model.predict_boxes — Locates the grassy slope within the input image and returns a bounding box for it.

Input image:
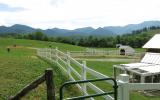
[0,45,48,99]
[0,37,160,100]
[0,38,84,100]
[0,38,85,51]
[138,29,160,37]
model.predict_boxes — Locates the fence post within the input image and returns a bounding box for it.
[41,49,43,57]
[50,48,53,60]
[45,68,56,100]
[119,82,129,100]
[82,61,87,95]
[49,48,52,60]
[43,49,45,57]
[42,49,43,57]
[66,51,71,79]
[55,47,58,64]
[117,74,130,100]
[37,49,39,56]
[39,49,41,57]
[45,48,48,58]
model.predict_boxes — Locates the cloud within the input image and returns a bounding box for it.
[50,0,64,6]
[0,3,26,12]
[0,0,160,29]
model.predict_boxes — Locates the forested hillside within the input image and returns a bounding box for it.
[64,26,160,48]
[117,27,160,47]
[1,26,160,48]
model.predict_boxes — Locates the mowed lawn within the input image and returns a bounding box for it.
[0,37,84,51]
[0,38,84,100]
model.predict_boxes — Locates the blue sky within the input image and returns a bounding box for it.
[0,3,25,12]
[0,0,160,29]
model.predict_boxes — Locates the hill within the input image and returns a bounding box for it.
[104,21,160,34]
[0,38,84,51]
[117,28,160,48]
[0,25,115,37]
[0,24,35,34]
[1,21,160,36]
[61,28,160,48]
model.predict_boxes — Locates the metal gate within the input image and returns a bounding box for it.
[60,78,118,100]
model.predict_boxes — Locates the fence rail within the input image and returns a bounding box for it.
[38,48,115,100]
[37,48,160,100]
[70,51,142,59]
[70,50,120,57]
[9,68,55,100]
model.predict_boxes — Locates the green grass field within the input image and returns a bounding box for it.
[0,38,83,100]
[0,45,49,99]
[0,37,159,100]
[0,37,84,51]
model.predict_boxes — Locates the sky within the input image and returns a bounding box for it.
[0,0,160,29]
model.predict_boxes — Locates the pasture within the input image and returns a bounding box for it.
[0,38,83,99]
[0,37,159,100]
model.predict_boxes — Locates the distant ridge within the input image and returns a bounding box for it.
[104,21,160,34]
[0,20,160,36]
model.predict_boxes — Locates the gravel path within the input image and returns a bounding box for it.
[75,58,138,62]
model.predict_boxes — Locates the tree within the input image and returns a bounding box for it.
[33,31,44,40]
[78,38,85,46]
[116,35,121,44]
[43,35,49,41]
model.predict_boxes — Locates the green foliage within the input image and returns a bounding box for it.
[1,26,160,48]
[25,31,49,41]
[51,26,160,48]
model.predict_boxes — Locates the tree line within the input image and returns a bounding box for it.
[1,26,160,48]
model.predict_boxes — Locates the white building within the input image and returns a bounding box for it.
[114,34,160,83]
[143,34,160,53]
[119,45,135,56]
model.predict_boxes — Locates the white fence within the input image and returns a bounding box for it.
[37,48,160,100]
[70,49,119,57]
[70,49,141,58]
[86,48,119,54]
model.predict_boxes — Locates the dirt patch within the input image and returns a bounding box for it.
[26,47,38,50]
[6,45,24,49]
[31,56,38,59]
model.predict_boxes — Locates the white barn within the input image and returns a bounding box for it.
[119,45,135,56]
[114,34,160,83]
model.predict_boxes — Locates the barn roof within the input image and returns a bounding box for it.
[119,45,132,49]
[119,45,134,51]
[143,34,160,49]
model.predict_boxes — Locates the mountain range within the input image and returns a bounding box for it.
[0,21,160,37]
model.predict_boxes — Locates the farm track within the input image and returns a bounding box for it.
[75,58,137,62]
[26,47,38,50]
